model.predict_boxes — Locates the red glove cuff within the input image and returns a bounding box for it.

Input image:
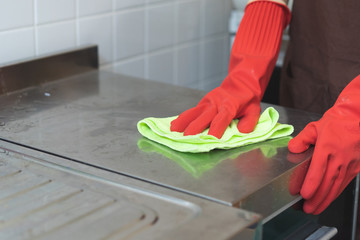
[232,1,290,58]
[228,1,291,96]
[246,0,291,26]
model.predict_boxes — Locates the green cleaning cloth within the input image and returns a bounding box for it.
[138,136,292,178]
[137,107,294,153]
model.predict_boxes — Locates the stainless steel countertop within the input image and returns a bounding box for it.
[0,69,319,221]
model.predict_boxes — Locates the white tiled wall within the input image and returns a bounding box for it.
[0,0,232,90]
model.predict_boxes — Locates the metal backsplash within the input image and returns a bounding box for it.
[0,45,98,95]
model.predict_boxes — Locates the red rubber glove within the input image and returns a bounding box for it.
[171,1,291,139]
[289,74,360,215]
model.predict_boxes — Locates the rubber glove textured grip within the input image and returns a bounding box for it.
[171,1,290,139]
[289,74,360,215]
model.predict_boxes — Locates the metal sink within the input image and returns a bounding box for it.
[0,142,259,240]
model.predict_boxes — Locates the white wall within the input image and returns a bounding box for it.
[0,0,232,91]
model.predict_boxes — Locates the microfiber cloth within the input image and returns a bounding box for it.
[138,136,292,178]
[137,107,294,153]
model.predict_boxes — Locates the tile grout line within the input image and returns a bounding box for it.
[173,1,178,86]
[198,0,206,90]
[112,0,117,71]
[33,0,39,56]
[75,0,80,46]
[144,0,149,80]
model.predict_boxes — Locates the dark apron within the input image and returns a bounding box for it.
[280,0,360,114]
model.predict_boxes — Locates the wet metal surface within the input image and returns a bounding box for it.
[0,70,319,219]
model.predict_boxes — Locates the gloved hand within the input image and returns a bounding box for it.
[289,74,360,215]
[171,1,291,139]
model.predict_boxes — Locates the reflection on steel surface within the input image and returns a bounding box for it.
[138,137,291,178]
[238,147,314,223]
[287,150,312,197]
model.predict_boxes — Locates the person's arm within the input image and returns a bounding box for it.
[289,74,360,214]
[171,0,291,138]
